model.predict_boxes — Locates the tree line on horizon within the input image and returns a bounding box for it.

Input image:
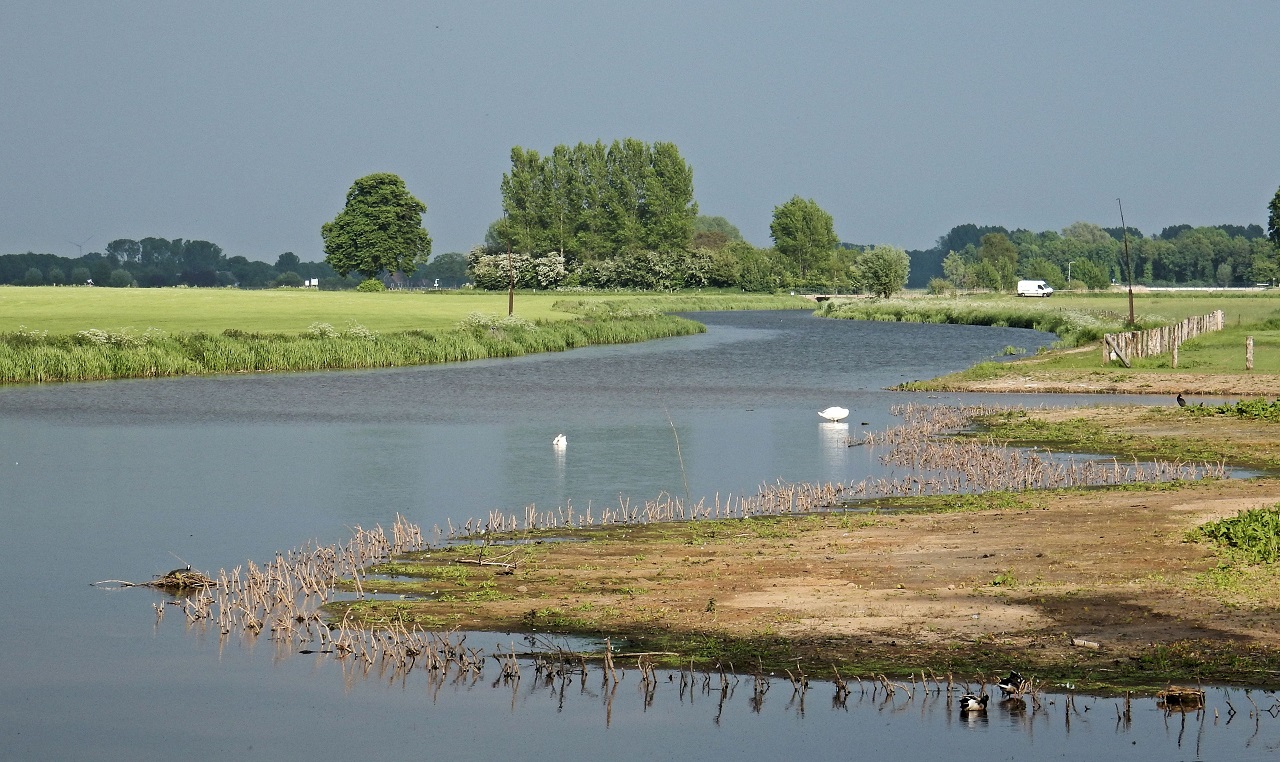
[907,220,1278,292]
[5,153,1279,294]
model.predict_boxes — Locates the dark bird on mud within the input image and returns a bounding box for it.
[997,670,1029,697]
[958,694,989,713]
[1176,393,1187,407]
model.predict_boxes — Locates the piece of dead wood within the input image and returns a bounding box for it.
[92,567,214,591]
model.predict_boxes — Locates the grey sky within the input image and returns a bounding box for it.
[2,2,1277,262]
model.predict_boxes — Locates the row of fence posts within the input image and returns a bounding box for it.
[1102,310,1243,368]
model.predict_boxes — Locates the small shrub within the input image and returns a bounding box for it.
[356,278,386,292]
[457,312,537,331]
[343,321,378,341]
[306,322,339,339]
[926,278,954,295]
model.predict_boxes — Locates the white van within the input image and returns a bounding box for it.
[1016,279,1054,297]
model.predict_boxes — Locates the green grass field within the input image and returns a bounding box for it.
[0,287,584,333]
[0,287,813,334]
[1036,288,1280,326]
[993,291,1280,373]
[824,288,1280,378]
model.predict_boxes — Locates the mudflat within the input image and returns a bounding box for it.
[347,405,1280,687]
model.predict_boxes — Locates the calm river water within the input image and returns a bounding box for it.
[1,310,1274,760]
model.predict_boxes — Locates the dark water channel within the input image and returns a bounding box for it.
[2,310,1272,759]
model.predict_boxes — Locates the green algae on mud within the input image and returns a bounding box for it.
[971,406,1280,472]
[322,482,1280,692]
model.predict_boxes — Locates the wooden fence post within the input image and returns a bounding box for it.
[1247,335,1254,371]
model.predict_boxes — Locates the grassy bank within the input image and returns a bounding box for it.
[325,481,1280,690]
[817,295,1132,347]
[820,291,1280,390]
[312,404,1280,690]
[0,311,704,383]
[0,288,817,384]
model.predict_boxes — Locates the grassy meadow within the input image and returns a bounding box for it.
[822,288,1280,376]
[0,286,813,334]
[0,287,813,384]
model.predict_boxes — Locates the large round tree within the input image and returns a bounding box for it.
[322,173,432,280]
[770,196,837,279]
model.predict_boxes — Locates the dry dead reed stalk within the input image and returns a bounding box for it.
[434,404,1226,543]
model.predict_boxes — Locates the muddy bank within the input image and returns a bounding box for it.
[337,480,1280,689]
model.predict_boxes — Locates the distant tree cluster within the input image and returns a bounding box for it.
[917,217,1278,292]
[490,139,698,270]
[0,238,347,289]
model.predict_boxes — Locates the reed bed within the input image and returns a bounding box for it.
[0,313,704,383]
[438,404,1227,541]
[139,405,1229,696]
[145,520,1280,723]
[816,298,1140,347]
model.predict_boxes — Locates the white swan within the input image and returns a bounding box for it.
[552,434,567,448]
[818,406,849,422]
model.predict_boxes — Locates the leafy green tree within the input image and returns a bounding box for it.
[942,250,976,289]
[496,139,696,266]
[1062,221,1114,245]
[22,267,43,286]
[978,233,1018,291]
[107,268,134,287]
[322,173,431,279]
[1019,257,1064,288]
[1070,258,1109,290]
[641,141,697,252]
[972,260,1002,291]
[857,244,910,298]
[275,252,301,272]
[1252,238,1279,285]
[770,196,837,279]
[941,250,970,288]
[225,256,275,288]
[692,215,743,250]
[1216,262,1233,287]
[106,239,141,263]
[47,266,66,285]
[71,266,91,284]
[273,271,304,287]
[935,224,1008,254]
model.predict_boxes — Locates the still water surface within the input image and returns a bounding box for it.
[2,311,1272,759]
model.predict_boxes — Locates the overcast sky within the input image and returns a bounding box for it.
[2,2,1277,262]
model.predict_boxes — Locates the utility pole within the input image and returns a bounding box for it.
[1118,199,1135,327]
[1067,260,1074,287]
[507,244,515,316]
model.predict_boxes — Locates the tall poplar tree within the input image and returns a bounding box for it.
[1268,184,1280,252]
[496,139,697,262]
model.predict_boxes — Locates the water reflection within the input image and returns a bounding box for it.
[1,310,1251,759]
[817,420,849,470]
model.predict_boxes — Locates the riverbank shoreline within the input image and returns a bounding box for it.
[333,405,1280,691]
